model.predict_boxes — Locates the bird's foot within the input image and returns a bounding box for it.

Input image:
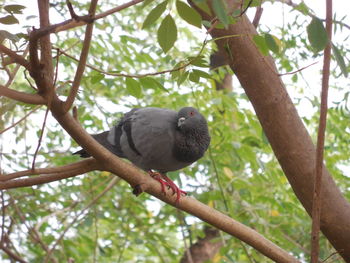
[148,171,169,195]
[148,171,187,204]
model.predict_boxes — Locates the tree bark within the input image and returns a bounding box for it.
[180,227,223,263]
[192,2,350,261]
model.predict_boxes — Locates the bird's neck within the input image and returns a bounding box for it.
[173,131,207,163]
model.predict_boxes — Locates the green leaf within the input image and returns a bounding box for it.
[0,30,19,43]
[176,1,202,28]
[332,44,348,77]
[142,0,155,7]
[265,33,280,54]
[157,14,177,53]
[171,62,185,79]
[192,69,212,79]
[253,35,269,56]
[142,1,168,29]
[307,17,328,52]
[212,0,229,28]
[189,56,208,67]
[294,2,309,15]
[139,77,168,92]
[4,4,26,14]
[194,1,211,16]
[177,71,189,85]
[91,72,105,84]
[0,15,19,25]
[125,78,142,98]
[189,71,200,82]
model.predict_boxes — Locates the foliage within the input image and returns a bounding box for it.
[0,0,349,262]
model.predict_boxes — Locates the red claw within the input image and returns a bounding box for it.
[148,171,187,204]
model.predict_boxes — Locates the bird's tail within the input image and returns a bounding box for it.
[73,130,124,158]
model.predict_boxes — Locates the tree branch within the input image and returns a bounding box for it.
[8,193,57,263]
[63,0,98,113]
[311,0,332,262]
[252,6,263,28]
[0,44,30,70]
[44,176,119,262]
[277,0,350,31]
[0,159,99,182]
[0,106,42,135]
[191,0,350,261]
[56,36,209,79]
[43,93,300,263]
[0,243,28,263]
[25,0,144,43]
[0,164,99,190]
[0,85,46,105]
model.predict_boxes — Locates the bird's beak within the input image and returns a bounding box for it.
[178,117,185,127]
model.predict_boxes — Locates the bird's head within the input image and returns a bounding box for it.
[177,107,208,133]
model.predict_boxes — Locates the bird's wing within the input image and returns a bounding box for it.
[73,130,125,158]
[119,108,188,172]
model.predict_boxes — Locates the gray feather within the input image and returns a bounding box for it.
[74,107,210,174]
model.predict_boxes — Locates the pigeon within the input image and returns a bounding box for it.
[74,107,211,203]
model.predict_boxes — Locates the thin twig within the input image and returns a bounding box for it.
[24,69,37,90]
[31,107,50,170]
[177,210,194,263]
[234,0,253,18]
[0,190,5,242]
[31,46,61,170]
[322,251,340,262]
[278,61,318,76]
[63,0,98,113]
[278,0,350,31]
[208,148,229,211]
[253,6,263,28]
[0,106,42,135]
[66,0,79,20]
[29,0,144,46]
[4,45,30,88]
[310,0,332,262]
[8,194,56,262]
[57,35,213,80]
[240,240,257,263]
[44,177,119,262]
[0,243,28,263]
[58,48,196,78]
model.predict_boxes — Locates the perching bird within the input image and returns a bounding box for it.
[74,107,210,202]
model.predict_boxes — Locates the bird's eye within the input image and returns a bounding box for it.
[189,111,195,116]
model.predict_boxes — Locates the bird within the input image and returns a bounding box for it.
[74,107,211,203]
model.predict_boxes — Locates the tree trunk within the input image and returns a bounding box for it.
[193,2,350,261]
[180,227,223,263]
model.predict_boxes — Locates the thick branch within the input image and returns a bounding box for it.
[0,44,30,70]
[38,0,54,85]
[47,96,299,262]
[190,0,350,261]
[0,159,100,189]
[0,158,95,182]
[0,85,46,105]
